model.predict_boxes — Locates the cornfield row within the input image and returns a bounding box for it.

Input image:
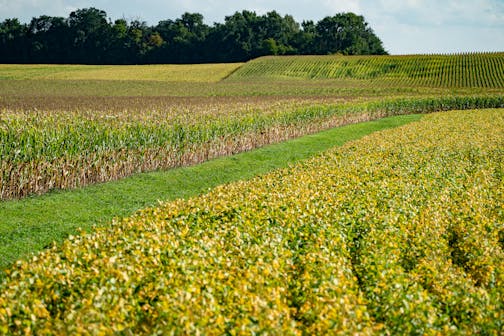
[230,53,504,88]
[1,108,502,334]
[2,95,502,200]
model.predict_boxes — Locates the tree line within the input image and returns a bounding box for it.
[0,8,387,64]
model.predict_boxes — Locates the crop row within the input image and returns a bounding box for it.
[0,76,500,99]
[231,53,504,88]
[0,108,502,334]
[1,95,503,200]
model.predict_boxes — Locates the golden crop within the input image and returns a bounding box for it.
[1,96,502,200]
[0,63,243,82]
[1,108,502,334]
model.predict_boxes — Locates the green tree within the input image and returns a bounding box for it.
[258,11,299,55]
[0,8,388,64]
[0,19,28,62]
[27,15,70,63]
[315,13,387,55]
[208,10,300,61]
[294,20,317,54]
[107,19,129,64]
[67,7,111,63]
[214,10,258,61]
[154,13,208,63]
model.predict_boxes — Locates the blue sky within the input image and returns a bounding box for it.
[1,0,503,54]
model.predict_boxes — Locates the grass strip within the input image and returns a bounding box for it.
[0,114,421,271]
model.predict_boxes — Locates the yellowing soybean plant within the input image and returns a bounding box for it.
[1,109,503,334]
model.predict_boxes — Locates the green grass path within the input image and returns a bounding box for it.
[0,114,421,271]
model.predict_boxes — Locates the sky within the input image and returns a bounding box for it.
[1,0,503,54]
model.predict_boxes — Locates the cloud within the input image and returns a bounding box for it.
[444,0,504,27]
[0,0,104,21]
[366,0,504,27]
[383,23,504,54]
[357,0,504,53]
[322,0,362,14]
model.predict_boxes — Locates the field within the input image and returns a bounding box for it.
[1,53,503,201]
[1,53,503,334]
[0,63,243,82]
[230,53,504,88]
[1,109,503,334]
[231,53,504,88]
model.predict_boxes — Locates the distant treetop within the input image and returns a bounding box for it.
[0,8,387,64]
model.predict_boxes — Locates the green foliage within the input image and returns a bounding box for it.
[1,109,502,334]
[0,8,386,64]
[314,13,386,55]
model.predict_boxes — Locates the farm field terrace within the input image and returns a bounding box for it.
[0,109,503,334]
[1,53,504,98]
[1,53,504,200]
[0,63,243,82]
[229,53,504,88]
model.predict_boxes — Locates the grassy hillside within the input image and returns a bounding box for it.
[0,63,243,82]
[228,53,504,88]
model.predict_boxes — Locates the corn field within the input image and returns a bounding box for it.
[231,53,504,88]
[1,95,503,200]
